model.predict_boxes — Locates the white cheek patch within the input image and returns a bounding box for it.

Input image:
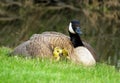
[69,22,75,34]
[74,47,96,66]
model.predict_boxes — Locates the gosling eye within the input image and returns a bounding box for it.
[57,50,59,53]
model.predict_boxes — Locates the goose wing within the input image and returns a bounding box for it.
[26,38,53,57]
[12,37,53,57]
[83,41,99,61]
[30,32,74,51]
[41,31,69,37]
[11,41,30,56]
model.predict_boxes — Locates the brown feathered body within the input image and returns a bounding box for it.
[12,31,97,65]
[12,32,75,59]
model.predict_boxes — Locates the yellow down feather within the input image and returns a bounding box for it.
[53,47,69,61]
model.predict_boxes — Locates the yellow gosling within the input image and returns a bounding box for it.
[53,47,63,61]
[62,48,70,60]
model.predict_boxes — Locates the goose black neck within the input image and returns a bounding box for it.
[69,32,84,48]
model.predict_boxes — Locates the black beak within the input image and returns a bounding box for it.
[75,27,82,35]
[59,53,63,57]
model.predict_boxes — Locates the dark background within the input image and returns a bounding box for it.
[0,0,120,69]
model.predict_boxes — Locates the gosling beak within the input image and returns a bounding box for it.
[75,27,82,35]
[59,53,63,57]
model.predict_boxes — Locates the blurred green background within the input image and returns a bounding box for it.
[0,0,120,68]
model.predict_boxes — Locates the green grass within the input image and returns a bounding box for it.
[0,47,120,83]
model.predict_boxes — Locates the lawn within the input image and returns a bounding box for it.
[0,47,120,83]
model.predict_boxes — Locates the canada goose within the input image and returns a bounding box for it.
[12,20,97,66]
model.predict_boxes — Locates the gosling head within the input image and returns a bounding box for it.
[62,48,70,60]
[53,47,63,61]
[68,20,82,35]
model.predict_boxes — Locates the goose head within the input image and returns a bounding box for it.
[68,20,82,35]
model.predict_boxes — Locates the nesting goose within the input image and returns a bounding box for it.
[12,20,97,66]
